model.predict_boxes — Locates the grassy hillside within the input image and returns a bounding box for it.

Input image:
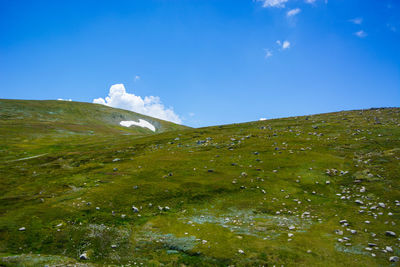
[0,99,188,162]
[1,106,399,266]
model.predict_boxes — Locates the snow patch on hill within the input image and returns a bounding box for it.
[120,119,156,132]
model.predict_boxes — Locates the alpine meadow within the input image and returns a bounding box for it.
[0,0,399,266]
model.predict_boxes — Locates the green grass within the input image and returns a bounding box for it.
[1,101,399,266]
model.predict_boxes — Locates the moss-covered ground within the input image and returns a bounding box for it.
[0,101,399,266]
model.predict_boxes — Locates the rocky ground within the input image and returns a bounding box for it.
[0,104,399,266]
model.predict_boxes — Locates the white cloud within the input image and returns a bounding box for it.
[354,30,367,38]
[282,40,291,49]
[305,0,316,3]
[57,98,72,101]
[257,0,288,8]
[93,84,182,124]
[350,17,363,25]
[189,112,195,117]
[264,49,273,58]
[259,118,267,121]
[287,8,301,17]
[134,75,140,81]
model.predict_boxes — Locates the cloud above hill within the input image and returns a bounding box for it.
[93,84,182,124]
[287,8,301,17]
[257,0,288,8]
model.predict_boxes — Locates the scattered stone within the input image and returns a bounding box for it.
[355,200,364,205]
[80,252,88,260]
[390,256,399,262]
[18,227,25,231]
[335,230,343,235]
[385,231,396,237]
[132,206,139,213]
[238,249,245,254]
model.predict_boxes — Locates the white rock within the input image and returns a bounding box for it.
[80,252,88,260]
[385,231,396,237]
[132,206,139,213]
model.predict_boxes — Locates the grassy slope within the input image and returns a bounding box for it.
[0,99,188,162]
[1,105,400,266]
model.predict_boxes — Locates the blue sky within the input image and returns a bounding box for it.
[0,0,399,127]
